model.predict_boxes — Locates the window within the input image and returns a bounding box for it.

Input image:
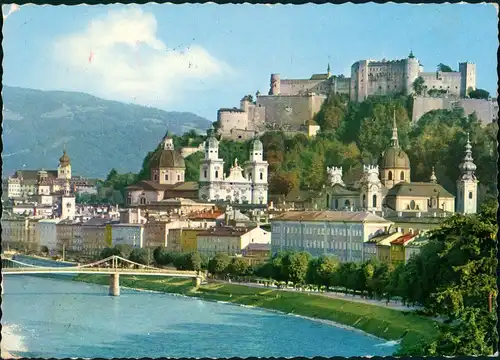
[154,174,158,181]
[410,200,416,210]
[260,173,263,180]
[335,199,339,209]
[468,191,473,199]
[177,174,181,181]
[400,171,405,180]
[215,170,219,179]
[345,200,350,208]
[372,194,377,208]
[326,194,330,208]
[204,170,207,178]
[388,171,393,180]
[165,174,168,181]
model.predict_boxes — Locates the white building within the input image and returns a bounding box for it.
[198,128,269,205]
[111,223,144,248]
[271,211,393,262]
[37,219,61,251]
[197,226,270,257]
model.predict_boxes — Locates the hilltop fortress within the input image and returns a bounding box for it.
[217,52,495,141]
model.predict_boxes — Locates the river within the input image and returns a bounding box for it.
[2,276,396,358]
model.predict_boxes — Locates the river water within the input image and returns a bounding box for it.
[2,276,396,358]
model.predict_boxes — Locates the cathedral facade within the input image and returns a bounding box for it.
[323,115,477,215]
[198,129,269,205]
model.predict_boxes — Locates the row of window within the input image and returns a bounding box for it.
[272,226,362,237]
[274,239,363,251]
[153,173,183,182]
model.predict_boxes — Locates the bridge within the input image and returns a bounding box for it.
[2,255,204,296]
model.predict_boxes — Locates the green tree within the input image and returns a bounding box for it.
[437,63,454,72]
[412,76,425,96]
[183,251,202,271]
[208,253,231,277]
[468,88,490,100]
[129,248,150,265]
[228,257,249,277]
[285,251,312,285]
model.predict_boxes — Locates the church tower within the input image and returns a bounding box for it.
[456,133,478,214]
[360,165,382,212]
[57,148,72,180]
[244,139,269,205]
[61,179,75,220]
[379,111,411,189]
[198,127,225,201]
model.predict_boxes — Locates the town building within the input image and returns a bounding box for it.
[1,217,40,252]
[363,230,402,263]
[81,217,113,258]
[111,223,144,248]
[271,211,393,262]
[197,226,270,257]
[37,219,61,252]
[56,219,83,253]
[4,149,97,200]
[198,129,269,205]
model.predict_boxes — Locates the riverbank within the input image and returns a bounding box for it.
[73,274,440,354]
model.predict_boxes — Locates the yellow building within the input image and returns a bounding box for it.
[180,228,206,253]
[390,233,417,266]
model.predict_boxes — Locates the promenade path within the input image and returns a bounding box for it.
[215,280,422,312]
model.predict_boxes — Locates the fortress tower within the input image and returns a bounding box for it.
[459,62,477,97]
[269,74,281,95]
[404,51,420,95]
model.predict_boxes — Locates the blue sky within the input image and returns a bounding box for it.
[3,3,498,121]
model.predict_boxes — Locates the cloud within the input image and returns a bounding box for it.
[3,4,21,20]
[53,7,231,108]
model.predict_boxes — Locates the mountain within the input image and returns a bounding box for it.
[2,86,212,179]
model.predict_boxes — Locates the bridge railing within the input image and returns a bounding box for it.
[2,266,199,276]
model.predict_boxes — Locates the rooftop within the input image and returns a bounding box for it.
[273,211,392,223]
[198,226,256,237]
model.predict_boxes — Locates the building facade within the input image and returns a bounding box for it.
[198,130,269,205]
[197,226,270,257]
[111,224,144,248]
[271,211,392,262]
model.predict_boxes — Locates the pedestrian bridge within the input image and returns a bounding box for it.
[2,255,204,296]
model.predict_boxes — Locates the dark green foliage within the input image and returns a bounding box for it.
[2,85,211,178]
[468,88,490,100]
[208,253,231,277]
[128,248,150,265]
[437,63,454,72]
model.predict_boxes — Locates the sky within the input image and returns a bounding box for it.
[2,2,498,121]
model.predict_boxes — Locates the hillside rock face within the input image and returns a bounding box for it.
[2,86,211,178]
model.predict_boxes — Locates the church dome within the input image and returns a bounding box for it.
[380,146,410,169]
[149,148,185,169]
[59,150,70,166]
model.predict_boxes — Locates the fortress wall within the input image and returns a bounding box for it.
[419,72,462,96]
[279,79,324,96]
[226,128,259,141]
[218,110,248,136]
[257,95,326,130]
[412,96,496,124]
[333,77,351,95]
[247,104,266,131]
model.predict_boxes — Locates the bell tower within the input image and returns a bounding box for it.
[456,133,478,214]
[58,147,72,180]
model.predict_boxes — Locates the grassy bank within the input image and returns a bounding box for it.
[74,274,440,353]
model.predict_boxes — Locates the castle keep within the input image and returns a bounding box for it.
[217,52,481,141]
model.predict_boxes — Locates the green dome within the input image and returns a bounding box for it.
[149,148,185,169]
[380,146,410,169]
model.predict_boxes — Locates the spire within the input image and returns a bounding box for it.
[459,132,477,180]
[390,109,399,148]
[409,50,415,59]
[430,166,437,183]
[327,63,331,78]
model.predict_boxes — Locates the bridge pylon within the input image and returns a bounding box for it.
[109,273,120,296]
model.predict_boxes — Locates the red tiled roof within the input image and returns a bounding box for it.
[390,233,417,245]
[188,211,224,220]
